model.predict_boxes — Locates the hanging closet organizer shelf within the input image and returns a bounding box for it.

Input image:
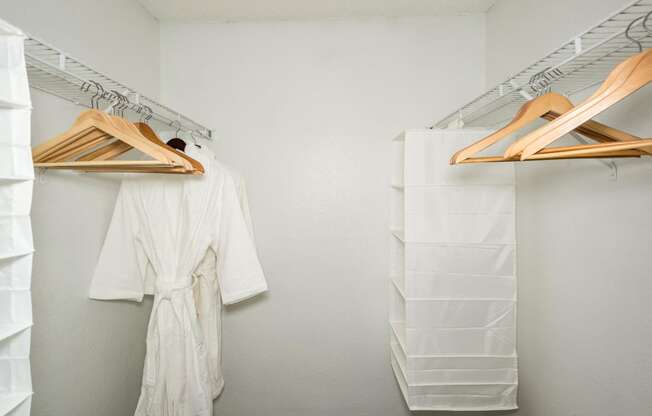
[23,36,213,140]
[434,0,652,129]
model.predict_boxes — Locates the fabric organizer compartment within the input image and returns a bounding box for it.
[0,23,31,181]
[0,217,33,260]
[0,109,32,181]
[389,129,516,411]
[0,357,32,402]
[0,19,33,416]
[0,22,30,107]
[390,332,516,389]
[0,177,33,261]
[0,290,32,332]
[390,348,517,411]
[405,185,515,244]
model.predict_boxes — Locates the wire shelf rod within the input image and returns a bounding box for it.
[21,32,213,140]
[433,0,652,129]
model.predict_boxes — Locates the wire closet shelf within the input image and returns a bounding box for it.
[24,35,213,140]
[433,0,652,129]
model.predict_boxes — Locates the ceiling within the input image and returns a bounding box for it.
[137,0,497,21]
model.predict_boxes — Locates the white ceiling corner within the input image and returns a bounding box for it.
[137,0,497,21]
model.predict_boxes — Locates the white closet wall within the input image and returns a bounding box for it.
[0,19,33,416]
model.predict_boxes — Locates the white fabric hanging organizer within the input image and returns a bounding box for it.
[0,19,34,416]
[390,129,516,411]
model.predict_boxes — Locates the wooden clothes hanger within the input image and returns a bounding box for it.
[504,41,652,160]
[32,109,203,174]
[450,92,649,164]
[78,120,205,174]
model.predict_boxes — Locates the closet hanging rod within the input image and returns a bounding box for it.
[433,0,652,129]
[21,32,213,140]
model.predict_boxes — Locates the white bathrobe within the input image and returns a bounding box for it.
[89,147,267,416]
[192,150,258,399]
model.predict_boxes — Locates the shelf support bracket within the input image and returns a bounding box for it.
[57,53,66,70]
[569,132,618,179]
[510,79,533,101]
[574,37,583,55]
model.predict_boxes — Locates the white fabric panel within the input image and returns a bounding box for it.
[0,255,32,291]
[403,129,514,186]
[405,243,514,276]
[0,28,30,107]
[405,186,514,243]
[0,359,31,394]
[0,331,30,359]
[407,326,516,356]
[0,395,31,416]
[0,110,31,144]
[0,216,33,260]
[0,146,33,181]
[407,299,515,328]
[391,342,516,385]
[0,291,31,328]
[0,109,32,180]
[390,129,516,411]
[390,356,516,411]
[408,273,515,299]
[0,20,33,416]
[0,182,32,216]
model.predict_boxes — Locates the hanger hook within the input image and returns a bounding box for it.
[120,92,130,117]
[170,120,182,137]
[109,90,119,115]
[88,81,97,109]
[110,90,122,116]
[89,80,103,109]
[96,81,107,109]
[113,91,130,117]
[625,15,646,53]
[643,10,652,35]
[190,131,200,147]
[139,104,153,122]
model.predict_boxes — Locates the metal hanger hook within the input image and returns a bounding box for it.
[643,10,652,34]
[89,80,104,109]
[171,120,182,137]
[120,92,130,117]
[109,90,120,115]
[625,15,647,53]
[111,91,130,117]
[187,130,199,146]
[139,104,153,122]
[137,104,145,122]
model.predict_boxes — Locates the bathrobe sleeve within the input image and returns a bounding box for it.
[213,174,267,305]
[89,180,149,302]
[235,175,255,241]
